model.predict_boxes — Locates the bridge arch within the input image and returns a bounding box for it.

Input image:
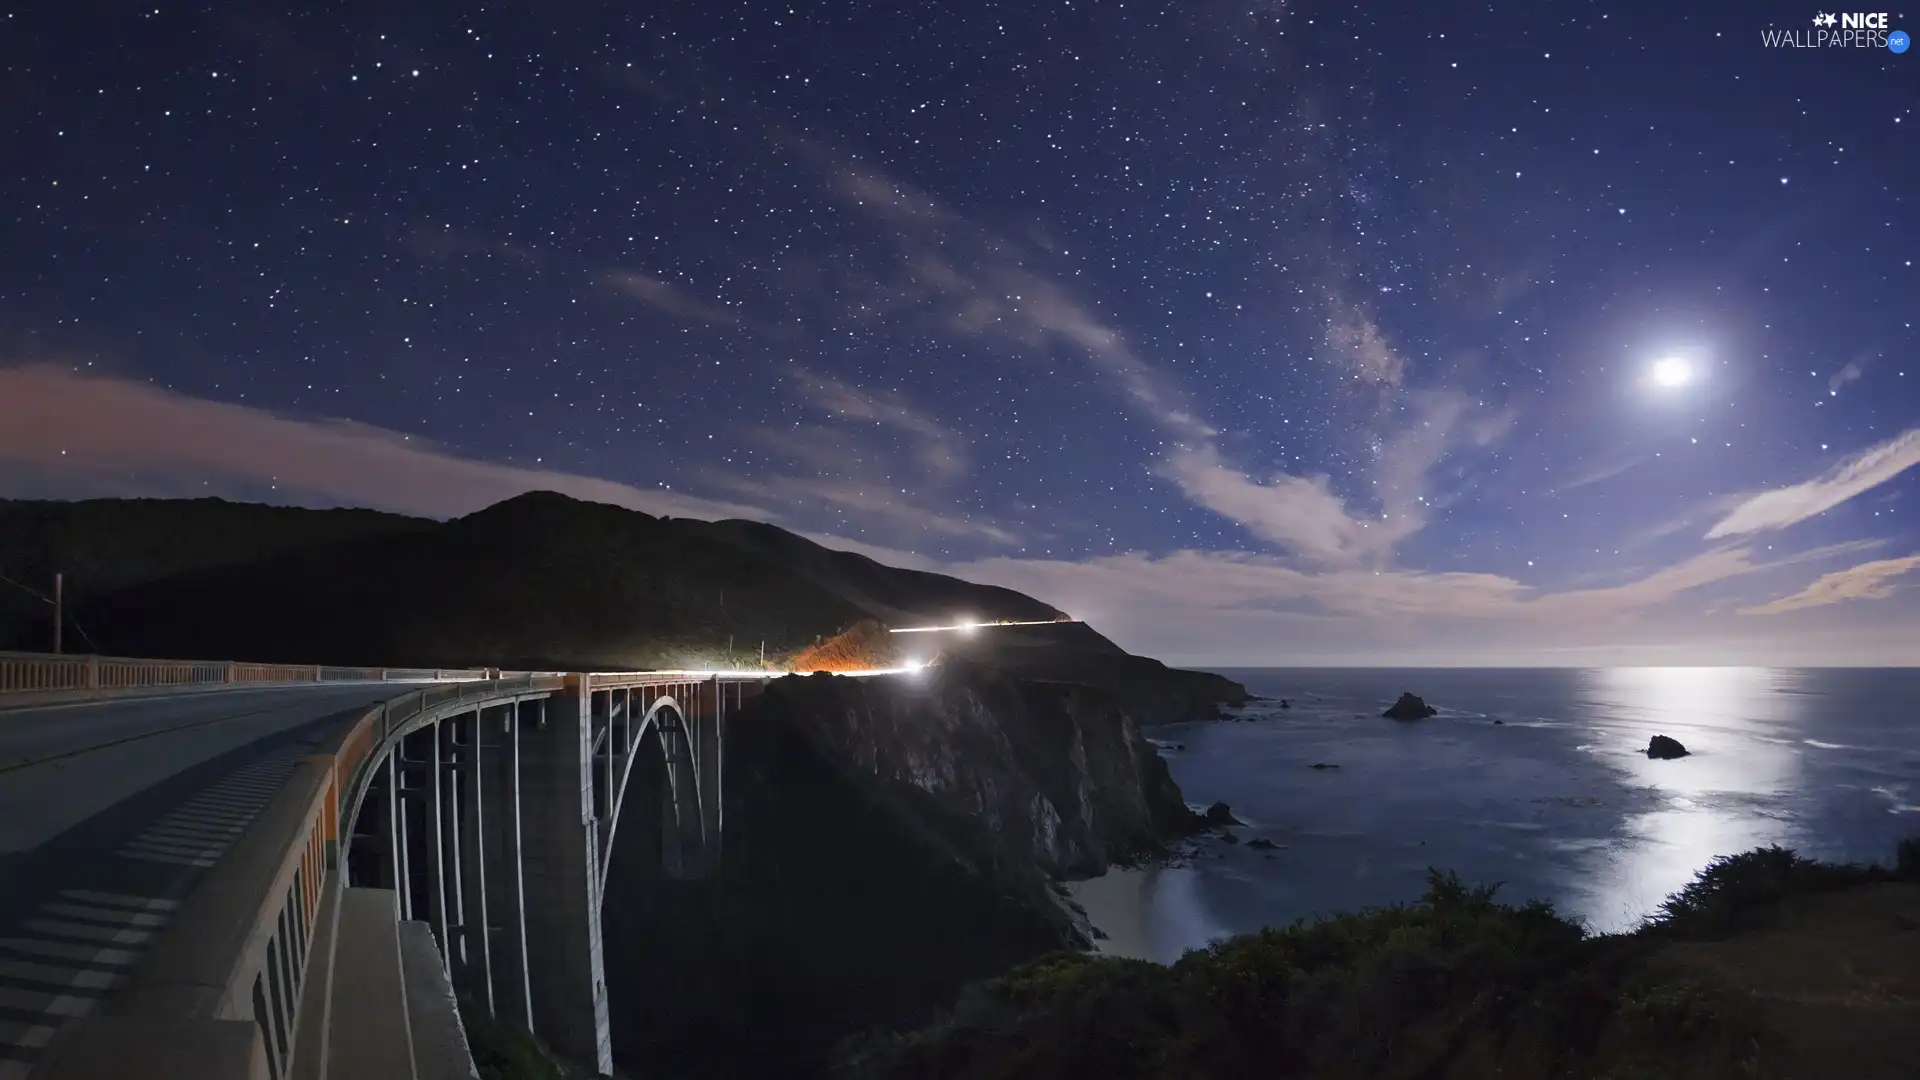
[325,677,736,1076]
[595,692,706,894]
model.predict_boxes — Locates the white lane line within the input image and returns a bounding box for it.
[37,905,167,928]
[116,851,216,867]
[0,985,91,1017]
[175,798,267,813]
[0,940,139,966]
[58,891,177,911]
[0,959,119,992]
[160,809,256,826]
[0,893,177,1071]
[140,823,245,842]
[23,922,154,946]
[118,838,227,859]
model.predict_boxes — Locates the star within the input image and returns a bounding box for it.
[1814,12,1837,27]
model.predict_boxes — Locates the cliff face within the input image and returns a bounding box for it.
[770,661,1197,877]
[600,664,1204,1079]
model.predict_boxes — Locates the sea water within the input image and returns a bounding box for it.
[1073,667,1920,963]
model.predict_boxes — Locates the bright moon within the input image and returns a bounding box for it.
[1650,357,1693,388]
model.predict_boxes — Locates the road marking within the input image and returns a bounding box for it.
[38,905,166,928]
[58,891,177,911]
[0,940,138,966]
[112,748,303,870]
[0,893,178,1073]
[23,922,154,946]
[0,985,91,1017]
[0,747,311,1071]
[122,829,232,850]
[0,960,118,992]
[140,823,244,841]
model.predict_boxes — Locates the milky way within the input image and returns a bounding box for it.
[1,2,1915,663]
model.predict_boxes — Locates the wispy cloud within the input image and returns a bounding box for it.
[1739,553,1920,615]
[711,474,1017,544]
[818,157,1215,443]
[1158,448,1413,565]
[811,150,1512,563]
[604,271,739,325]
[0,364,769,522]
[1707,427,1920,539]
[1828,351,1873,395]
[956,539,1880,649]
[786,369,968,480]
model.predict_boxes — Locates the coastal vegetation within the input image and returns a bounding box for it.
[834,839,1920,1080]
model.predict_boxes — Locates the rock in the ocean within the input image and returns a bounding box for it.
[1278,698,1293,709]
[1383,692,1439,720]
[1493,719,1505,725]
[1308,762,1341,770]
[1646,734,1690,759]
[1246,837,1277,850]
[1202,801,1243,827]
[1219,829,1240,844]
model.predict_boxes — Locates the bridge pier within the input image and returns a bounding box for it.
[516,680,613,1075]
[476,701,534,1032]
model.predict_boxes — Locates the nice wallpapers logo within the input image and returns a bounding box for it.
[1762,12,1909,50]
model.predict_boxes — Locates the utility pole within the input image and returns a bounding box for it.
[53,572,63,655]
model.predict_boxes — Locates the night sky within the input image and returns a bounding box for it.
[1,2,1915,665]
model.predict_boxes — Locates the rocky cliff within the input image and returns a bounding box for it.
[600,662,1207,1078]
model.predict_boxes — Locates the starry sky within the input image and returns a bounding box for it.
[1,1,1915,665]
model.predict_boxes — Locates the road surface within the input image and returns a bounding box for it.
[0,684,415,1078]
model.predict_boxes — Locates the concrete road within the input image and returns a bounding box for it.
[0,684,416,1078]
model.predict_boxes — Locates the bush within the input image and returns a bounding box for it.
[834,866,1588,1079]
[1617,981,1717,1043]
[1649,845,1884,939]
[460,1003,581,1080]
[833,839,1920,1080]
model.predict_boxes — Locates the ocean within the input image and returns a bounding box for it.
[1071,667,1920,963]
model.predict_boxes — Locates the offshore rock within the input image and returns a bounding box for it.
[1383,692,1439,720]
[1201,801,1243,827]
[1647,734,1691,759]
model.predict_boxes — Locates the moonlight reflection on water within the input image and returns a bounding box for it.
[1077,668,1920,962]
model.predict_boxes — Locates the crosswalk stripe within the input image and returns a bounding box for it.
[0,959,120,992]
[117,850,215,867]
[0,940,139,966]
[0,985,90,1018]
[121,836,227,856]
[23,922,154,946]
[141,823,244,841]
[38,905,168,929]
[57,891,177,911]
[162,809,256,825]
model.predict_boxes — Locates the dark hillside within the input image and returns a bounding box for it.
[695,519,1062,625]
[0,497,430,651]
[63,492,1082,671]
[75,492,869,668]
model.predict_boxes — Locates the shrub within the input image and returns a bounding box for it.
[1649,845,1881,939]
[1617,980,1718,1043]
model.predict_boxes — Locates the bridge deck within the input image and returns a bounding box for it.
[0,685,414,1079]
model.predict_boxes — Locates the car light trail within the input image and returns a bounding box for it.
[887,618,1076,634]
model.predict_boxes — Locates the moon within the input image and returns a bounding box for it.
[1650,357,1694,388]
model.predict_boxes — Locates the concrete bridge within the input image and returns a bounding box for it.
[0,650,829,1079]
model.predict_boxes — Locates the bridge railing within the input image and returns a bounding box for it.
[0,649,493,696]
[38,673,569,1080]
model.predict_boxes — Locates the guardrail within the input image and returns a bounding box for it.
[26,658,789,1077]
[40,674,568,1080]
[0,650,492,695]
